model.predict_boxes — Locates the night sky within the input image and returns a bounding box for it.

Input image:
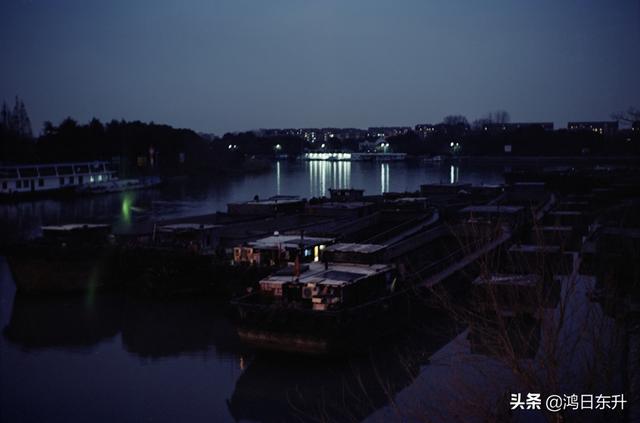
[1,0,639,134]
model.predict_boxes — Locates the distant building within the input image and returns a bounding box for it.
[256,128,302,138]
[318,128,368,142]
[415,124,437,139]
[480,122,554,132]
[331,128,368,140]
[301,129,319,143]
[367,127,411,138]
[567,121,618,135]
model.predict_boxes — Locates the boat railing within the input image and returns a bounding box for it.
[0,161,113,179]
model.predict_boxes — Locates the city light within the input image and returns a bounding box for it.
[304,152,352,161]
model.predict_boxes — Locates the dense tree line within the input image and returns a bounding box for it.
[36,118,218,176]
[220,131,304,157]
[0,98,250,176]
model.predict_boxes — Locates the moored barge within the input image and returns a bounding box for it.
[6,223,119,294]
[232,261,411,354]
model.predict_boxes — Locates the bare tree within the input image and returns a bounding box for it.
[491,110,510,124]
[611,107,640,124]
[442,115,469,127]
[473,110,511,129]
[362,192,636,423]
[0,96,33,139]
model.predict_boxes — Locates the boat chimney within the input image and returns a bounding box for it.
[298,229,304,254]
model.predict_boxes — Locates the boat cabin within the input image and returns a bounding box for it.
[233,233,334,266]
[328,188,365,202]
[1,161,114,196]
[227,196,305,216]
[258,262,395,311]
[322,243,387,264]
[155,223,221,253]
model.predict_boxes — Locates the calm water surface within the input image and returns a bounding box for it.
[0,161,505,422]
[0,160,504,240]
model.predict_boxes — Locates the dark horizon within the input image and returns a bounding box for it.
[2,0,639,135]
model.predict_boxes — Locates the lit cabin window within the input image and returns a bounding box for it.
[90,176,95,183]
[98,175,103,182]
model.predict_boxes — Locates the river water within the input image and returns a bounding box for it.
[0,160,504,240]
[0,160,506,423]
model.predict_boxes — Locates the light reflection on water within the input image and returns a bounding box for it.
[275,161,281,195]
[307,160,353,197]
[450,164,459,184]
[381,163,389,193]
[0,161,504,241]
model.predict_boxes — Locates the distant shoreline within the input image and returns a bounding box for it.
[447,155,640,164]
[278,154,640,164]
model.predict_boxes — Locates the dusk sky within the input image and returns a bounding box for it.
[1,0,639,135]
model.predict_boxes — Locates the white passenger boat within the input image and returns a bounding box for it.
[0,161,114,198]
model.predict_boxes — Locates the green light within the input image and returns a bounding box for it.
[121,193,133,223]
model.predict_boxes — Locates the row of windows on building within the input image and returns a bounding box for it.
[258,121,640,141]
[1,174,110,190]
